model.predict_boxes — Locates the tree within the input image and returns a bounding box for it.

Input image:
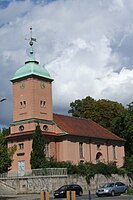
[124,155,133,173]
[0,132,16,173]
[69,96,125,130]
[69,96,95,118]
[30,123,47,169]
[111,102,133,156]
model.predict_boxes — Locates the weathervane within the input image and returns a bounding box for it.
[25,27,37,57]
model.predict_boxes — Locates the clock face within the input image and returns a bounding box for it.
[40,81,45,89]
[20,82,25,89]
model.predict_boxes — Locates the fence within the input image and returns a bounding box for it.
[0,168,67,178]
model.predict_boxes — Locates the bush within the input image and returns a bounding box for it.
[124,156,133,173]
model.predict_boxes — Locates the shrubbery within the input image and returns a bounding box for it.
[44,159,124,176]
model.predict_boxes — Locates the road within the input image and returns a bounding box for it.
[0,194,133,200]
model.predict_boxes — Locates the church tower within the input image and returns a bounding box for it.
[9,28,54,173]
[10,28,54,135]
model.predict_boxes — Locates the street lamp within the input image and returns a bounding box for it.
[0,97,6,102]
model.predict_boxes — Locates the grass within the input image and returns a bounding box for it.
[127,187,133,195]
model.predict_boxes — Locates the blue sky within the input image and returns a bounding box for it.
[0,0,56,8]
[1,0,133,127]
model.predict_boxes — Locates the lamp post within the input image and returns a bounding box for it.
[0,97,6,102]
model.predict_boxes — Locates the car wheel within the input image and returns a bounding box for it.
[125,189,128,194]
[111,190,115,196]
[78,191,83,196]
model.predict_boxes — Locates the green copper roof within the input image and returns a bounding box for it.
[11,28,53,81]
[11,59,53,81]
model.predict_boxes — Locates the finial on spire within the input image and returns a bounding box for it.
[25,27,39,64]
[29,27,36,47]
[25,27,37,58]
[29,27,36,56]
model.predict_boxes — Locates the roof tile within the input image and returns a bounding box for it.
[53,113,124,141]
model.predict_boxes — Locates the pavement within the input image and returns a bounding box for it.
[0,194,40,200]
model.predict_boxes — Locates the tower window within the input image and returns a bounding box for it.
[40,100,46,107]
[23,101,26,106]
[20,101,26,108]
[18,143,24,149]
[20,101,23,108]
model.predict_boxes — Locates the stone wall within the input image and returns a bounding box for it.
[0,174,132,195]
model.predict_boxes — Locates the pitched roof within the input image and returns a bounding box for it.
[53,113,124,141]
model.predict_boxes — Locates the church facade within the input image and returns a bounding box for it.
[7,35,125,175]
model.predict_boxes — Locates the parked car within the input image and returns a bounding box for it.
[54,184,83,198]
[96,181,128,197]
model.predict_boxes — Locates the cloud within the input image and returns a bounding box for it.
[1,0,133,126]
[0,0,32,26]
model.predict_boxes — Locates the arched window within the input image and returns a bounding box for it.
[96,152,103,163]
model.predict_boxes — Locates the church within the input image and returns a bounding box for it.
[7,31,125,175]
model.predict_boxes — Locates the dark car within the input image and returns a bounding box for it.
[54,184,83,198]
[96,181,128,197]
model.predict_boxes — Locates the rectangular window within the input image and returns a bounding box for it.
[44,143,49,158]
[20,101,26,108]
[20,101,23,108]
[113,145,116,159]
[40,100,46,107]
[18,143,24,150]
[79,142,84,159]
[23,101,26,107]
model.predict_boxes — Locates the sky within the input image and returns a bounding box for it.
[1,0,133,127]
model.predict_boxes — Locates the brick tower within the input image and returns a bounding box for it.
[8,28,54,173]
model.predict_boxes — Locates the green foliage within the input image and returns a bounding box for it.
[0,133,16,173]
[86,171,96,185]
[75,162,118,185]
[2,128,10,136]
[95,162,118,176]
[40,159,78,174]
[123,156,133,174]
[111,103,133,156]
[78,163,96,185]
[106,162,118,174]
[127,187,133,195]
[57,161,78,174]
[49,161,119,185]
[30,124,47,169]
[0,145,11,173]
[69,96,125,130]
[0,128,10,146]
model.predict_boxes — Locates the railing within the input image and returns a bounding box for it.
[0,168,67,178]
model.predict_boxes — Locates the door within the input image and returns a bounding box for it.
[18,160,25,176]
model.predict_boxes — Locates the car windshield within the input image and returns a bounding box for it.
[58,185,68,191]
[102,183,114,188]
